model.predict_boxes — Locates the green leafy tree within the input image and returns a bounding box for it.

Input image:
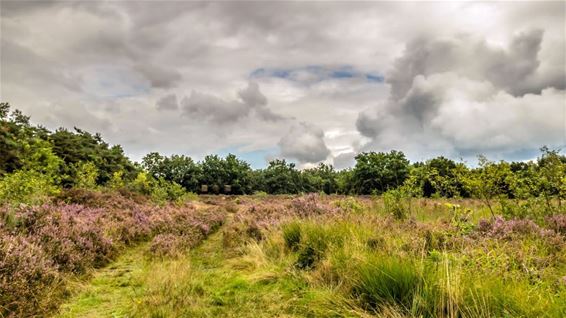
[263,159,301,194]
[535,147,566,211]
[301,163,337,194]
[74,162,99,189]
[223,154,253,194]
[460,156,515,218]
[406,157,468,198]
[351,150,410,194]
[142,152,201,192]
[49,128,137,187]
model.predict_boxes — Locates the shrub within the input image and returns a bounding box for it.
[74,161,99,189]
[0,234,62,316]
[383,189,410,220]
[546,214,566,235]
[335,196,364,213]
[295,244,320,270]
[0,170,59,206]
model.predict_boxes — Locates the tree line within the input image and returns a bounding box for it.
[1,103,564,207]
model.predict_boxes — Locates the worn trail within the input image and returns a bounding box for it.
[54,210,312,318]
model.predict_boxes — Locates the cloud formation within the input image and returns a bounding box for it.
[357,29,565,161]
[1,1,564,166]
[279,122,331,163]
[180,82,284,124]
[156,94,178,111]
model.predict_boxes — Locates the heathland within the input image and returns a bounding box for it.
[1,103,565,317]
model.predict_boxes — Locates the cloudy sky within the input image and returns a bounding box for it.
[1,1,565,168]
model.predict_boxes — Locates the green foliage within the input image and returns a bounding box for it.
[50,128,137,187]
[406,157,468,198]
[383,189,410,220]
[74,162,99,189]
[535,147,566,212]
[199,154,253,194]
[460,156,515,217]
[108,170,126,189]
[282,222,302,251]
[142,152,201,192]
[300,163,337,194]
[0,170,60,205]
[352,150,410,194]
[128,172,187,203]
[262,159,301,194]
[335,196,364,213]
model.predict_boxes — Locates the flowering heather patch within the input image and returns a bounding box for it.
[476,216,563,241]
[0,190,226,317]
[148,208,225,257]
[545,214,566,235]
[0,233,61,316]
[290,194,339,217]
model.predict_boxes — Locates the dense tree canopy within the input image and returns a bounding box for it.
[351,151,410,194]
[1,103,565,205]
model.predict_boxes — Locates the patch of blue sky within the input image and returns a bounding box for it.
[81,65,151,99]
[366,73,385,82]
[217,146,278,169]
[250,68,289,79]
[249,65,383,84]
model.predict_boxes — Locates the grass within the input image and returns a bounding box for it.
[55,214,351,317]
[52,196,566,317]
[56,244,148,317]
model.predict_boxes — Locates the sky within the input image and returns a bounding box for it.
[1,1,565,169]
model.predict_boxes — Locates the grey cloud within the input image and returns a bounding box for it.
[156,94,178,111]
[134,63,182,89]
[333,152,356,170]
[279,122,331,163]
[181,82,284,124]
[355,28,565,161]
[238,82,285,121]
[2,1,564,166]
[238,82,267,107]
[357,71,565,159]
[387,29,560,99]
[181,92,248,124]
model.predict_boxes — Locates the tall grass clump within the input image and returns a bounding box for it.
[282,222,302,251]
[352,256,429,315]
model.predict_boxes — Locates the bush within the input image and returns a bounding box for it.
[383,189,410,220]
[0,170,59,206]
[0,234,62,316]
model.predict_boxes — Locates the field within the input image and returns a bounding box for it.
[2,191,564,317]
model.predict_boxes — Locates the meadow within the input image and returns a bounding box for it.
[2,191,564,317]
[1,104,565,317]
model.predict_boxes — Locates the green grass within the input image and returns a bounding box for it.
[56,245,149,317]
[54,197,566,318]
[55,221,350,317]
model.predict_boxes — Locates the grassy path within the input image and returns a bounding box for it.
[56,244,149,317]
[54,214,340,317]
